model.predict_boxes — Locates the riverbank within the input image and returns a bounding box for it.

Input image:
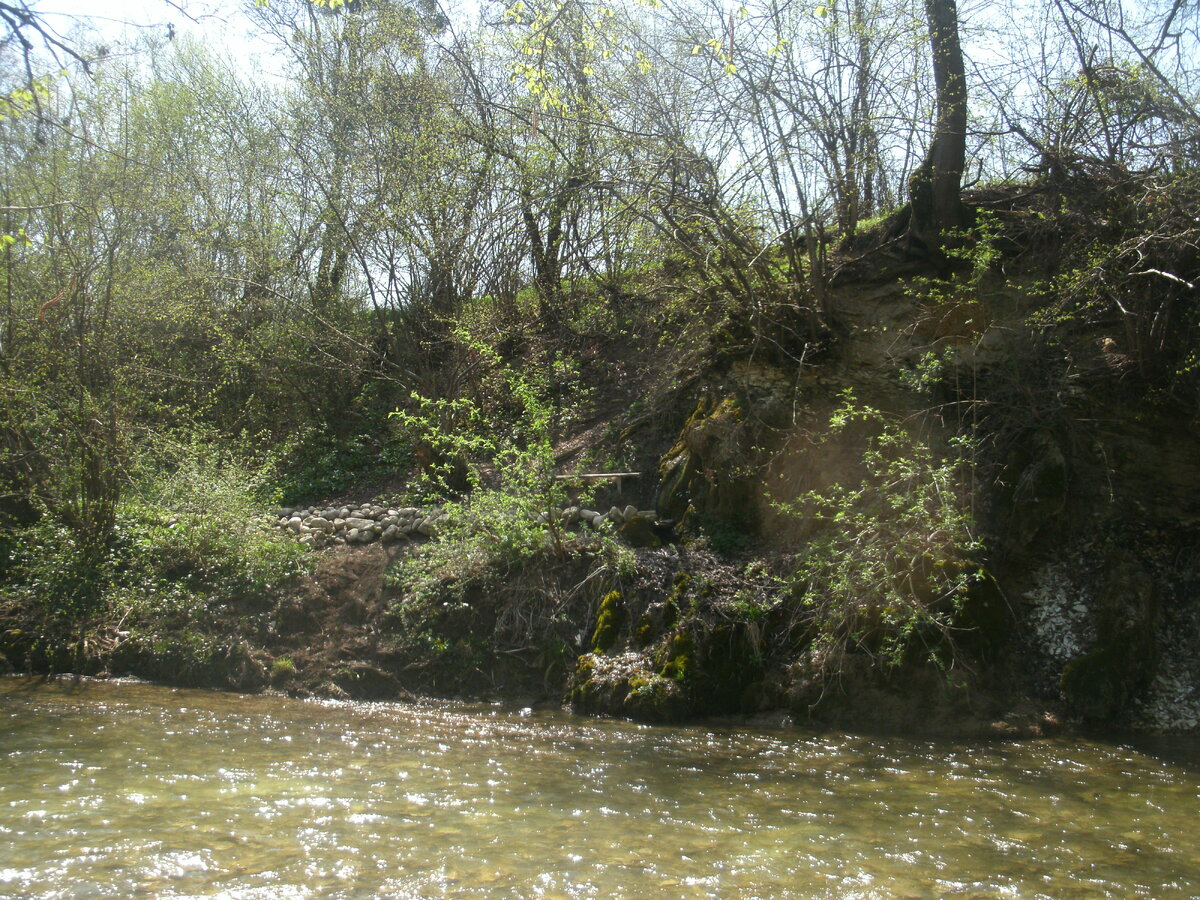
[4,178,1200,736]
[0,523,1082,739]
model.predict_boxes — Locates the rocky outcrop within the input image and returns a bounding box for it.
[656,393,763,533]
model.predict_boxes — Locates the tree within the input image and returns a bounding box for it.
[905,0,967,255]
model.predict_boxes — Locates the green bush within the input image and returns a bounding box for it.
[774,393,982,673]
[120,434,308,598]
[388,340,585,606]
[2,433,308,638]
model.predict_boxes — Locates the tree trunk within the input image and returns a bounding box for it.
[907,0,967,255]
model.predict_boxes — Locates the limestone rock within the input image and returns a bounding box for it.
[566,652,688,722]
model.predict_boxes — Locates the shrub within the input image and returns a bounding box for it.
[388,339,587,604]
[774,393,982,673]
[2,432,308,641]
[269,426,413,504]
[119,433,309,599]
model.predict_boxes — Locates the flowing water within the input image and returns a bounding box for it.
[1,677,1198,899]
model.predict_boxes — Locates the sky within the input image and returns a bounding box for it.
[28,0,279,75]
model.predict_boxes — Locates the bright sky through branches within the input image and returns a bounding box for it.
[28,0,280,75]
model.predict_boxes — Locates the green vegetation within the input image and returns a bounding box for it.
[658,632,695,682]
[0,0,1197,731]
[590,591,626,654]
[773,395,983,674]
[1,444,307,685]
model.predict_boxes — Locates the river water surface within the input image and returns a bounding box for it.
[1,677,1198,898]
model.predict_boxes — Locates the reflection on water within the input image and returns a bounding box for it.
[1,677,1198,898]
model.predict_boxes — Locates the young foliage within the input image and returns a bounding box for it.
[775,393,982,671]
[388,338,580,603]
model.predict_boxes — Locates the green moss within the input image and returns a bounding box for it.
[270,656,296,684]
[656,397,714,521]
[636,613,655,646]
[590,591,626,654]
[625,672,686,720]
[567,654,596,706]
[619,515,662,548]
[662,599,678,632]
[565,653,611,713]
[658,397,710,478]
[692,623,766,713]
[667,572,690,611]
[657,395,746,525]
[659,632,695,682]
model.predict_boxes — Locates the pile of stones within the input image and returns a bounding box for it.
[543,504,658,530]
[274,504,444,548]
[275,501,665,550]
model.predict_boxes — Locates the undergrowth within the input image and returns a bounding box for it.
[773,393,983,676]
[0,434,308,676]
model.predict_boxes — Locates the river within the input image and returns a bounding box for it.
[1,677,1197,898]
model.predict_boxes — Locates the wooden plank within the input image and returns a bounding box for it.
[555,472,641,481]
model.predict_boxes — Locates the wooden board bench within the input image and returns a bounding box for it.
[555,472,641,494]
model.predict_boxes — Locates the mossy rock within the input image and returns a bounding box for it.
[656,394,753,526]
[567,651,688,722]
[657,447,697,523]
[590,590,626,654]
[665,572,691,616]
[624,673,688,721]
[686,623,767,714]
[619,514,662,548]
[659,631,695,682]
[657,400,710,525]
[636,612,655,647]
[635,586,680,647]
